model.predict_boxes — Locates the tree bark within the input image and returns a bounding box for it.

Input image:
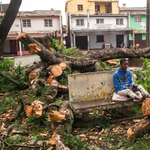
[126,98,150,139]
[127,116,150,139]
[0,0,22,56]
[55,101,74,142]
[17,32,150,70]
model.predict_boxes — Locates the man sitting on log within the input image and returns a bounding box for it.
[113,58,150,102]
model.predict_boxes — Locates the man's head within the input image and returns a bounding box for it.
[120,58,128,71]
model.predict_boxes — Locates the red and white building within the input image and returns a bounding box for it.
[1,9,63,56]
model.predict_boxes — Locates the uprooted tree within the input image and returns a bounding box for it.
[1,31,150,149]
[17,32,150,72]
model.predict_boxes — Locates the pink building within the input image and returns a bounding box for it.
[1,9,62,56]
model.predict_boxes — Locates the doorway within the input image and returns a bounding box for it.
[76,36,87,49]
[116,35,124,48]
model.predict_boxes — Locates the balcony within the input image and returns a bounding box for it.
[95,3,112,14]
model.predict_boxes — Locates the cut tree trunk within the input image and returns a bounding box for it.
[127,116,150,139]
[54,101,74,145]
[17,32,150,71]
[127,98,150,139]
[24,62,48,76]
[47,65,63,77]
[29,66,44,85]
[58,85,68,94]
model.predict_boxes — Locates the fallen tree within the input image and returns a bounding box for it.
[2,31,150,149]
[17,32,150,72]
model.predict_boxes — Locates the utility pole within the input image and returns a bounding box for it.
[69,13,73,48]
[146,0,150,47]
[19,12,23,56]
[87,9,89,52]
[0,2,2,12]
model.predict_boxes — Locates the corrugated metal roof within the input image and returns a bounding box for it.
[120,7,146,11]
[0,10,61,17]
[18,10,61,17]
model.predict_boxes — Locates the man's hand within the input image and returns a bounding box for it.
[129,86,137,92]
[128,87,133,90]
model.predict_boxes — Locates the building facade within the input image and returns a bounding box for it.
[129,13,147,48]
[66,0,134,49]
[119,4,147,48]
[65,0,119,15]
[70,14,133,49]
[1,10,63,56]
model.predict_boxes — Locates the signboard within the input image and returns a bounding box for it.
[94,24,112,29]
[141,22,146,29]
[135,30,146,33]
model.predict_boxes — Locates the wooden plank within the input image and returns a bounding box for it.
[70,100,141,113]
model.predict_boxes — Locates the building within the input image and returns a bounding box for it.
[1,10,63,56]
[65,0,133,49]
[119,4,147,48]
[70,14,133,49]
[129,13,147,48]
[65,0,119,15]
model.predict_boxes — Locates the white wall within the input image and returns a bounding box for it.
[72,15,128,49]
[71,16,128,30]
[14,55,41,67]
[9,16,61,34]
[75,31,128,49]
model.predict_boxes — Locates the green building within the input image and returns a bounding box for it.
[129,13,146,48]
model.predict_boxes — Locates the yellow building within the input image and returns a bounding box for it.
[65,0,119,15]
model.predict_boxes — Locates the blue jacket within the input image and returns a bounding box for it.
[113,67,134,93]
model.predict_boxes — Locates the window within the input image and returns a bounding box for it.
[76,19,84,26]
[134,16,141,22]
[22,20,31,27]
[44,19,52,27]
[97,35,104,43]
[95,5,100,12]
[96,19,104,24]
[78,5,83,11]
[116,19,123,25]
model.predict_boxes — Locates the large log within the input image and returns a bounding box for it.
[127,98,150,139]
[127,116,150,140]
[17,32,150,70]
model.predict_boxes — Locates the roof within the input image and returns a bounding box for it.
[120,7,146,11]
[18,10,61,17]
[0,10,62,18]
[71,14,128,17]
[0,4,9,13]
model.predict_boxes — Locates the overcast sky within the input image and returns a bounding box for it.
[1,0,147,24]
